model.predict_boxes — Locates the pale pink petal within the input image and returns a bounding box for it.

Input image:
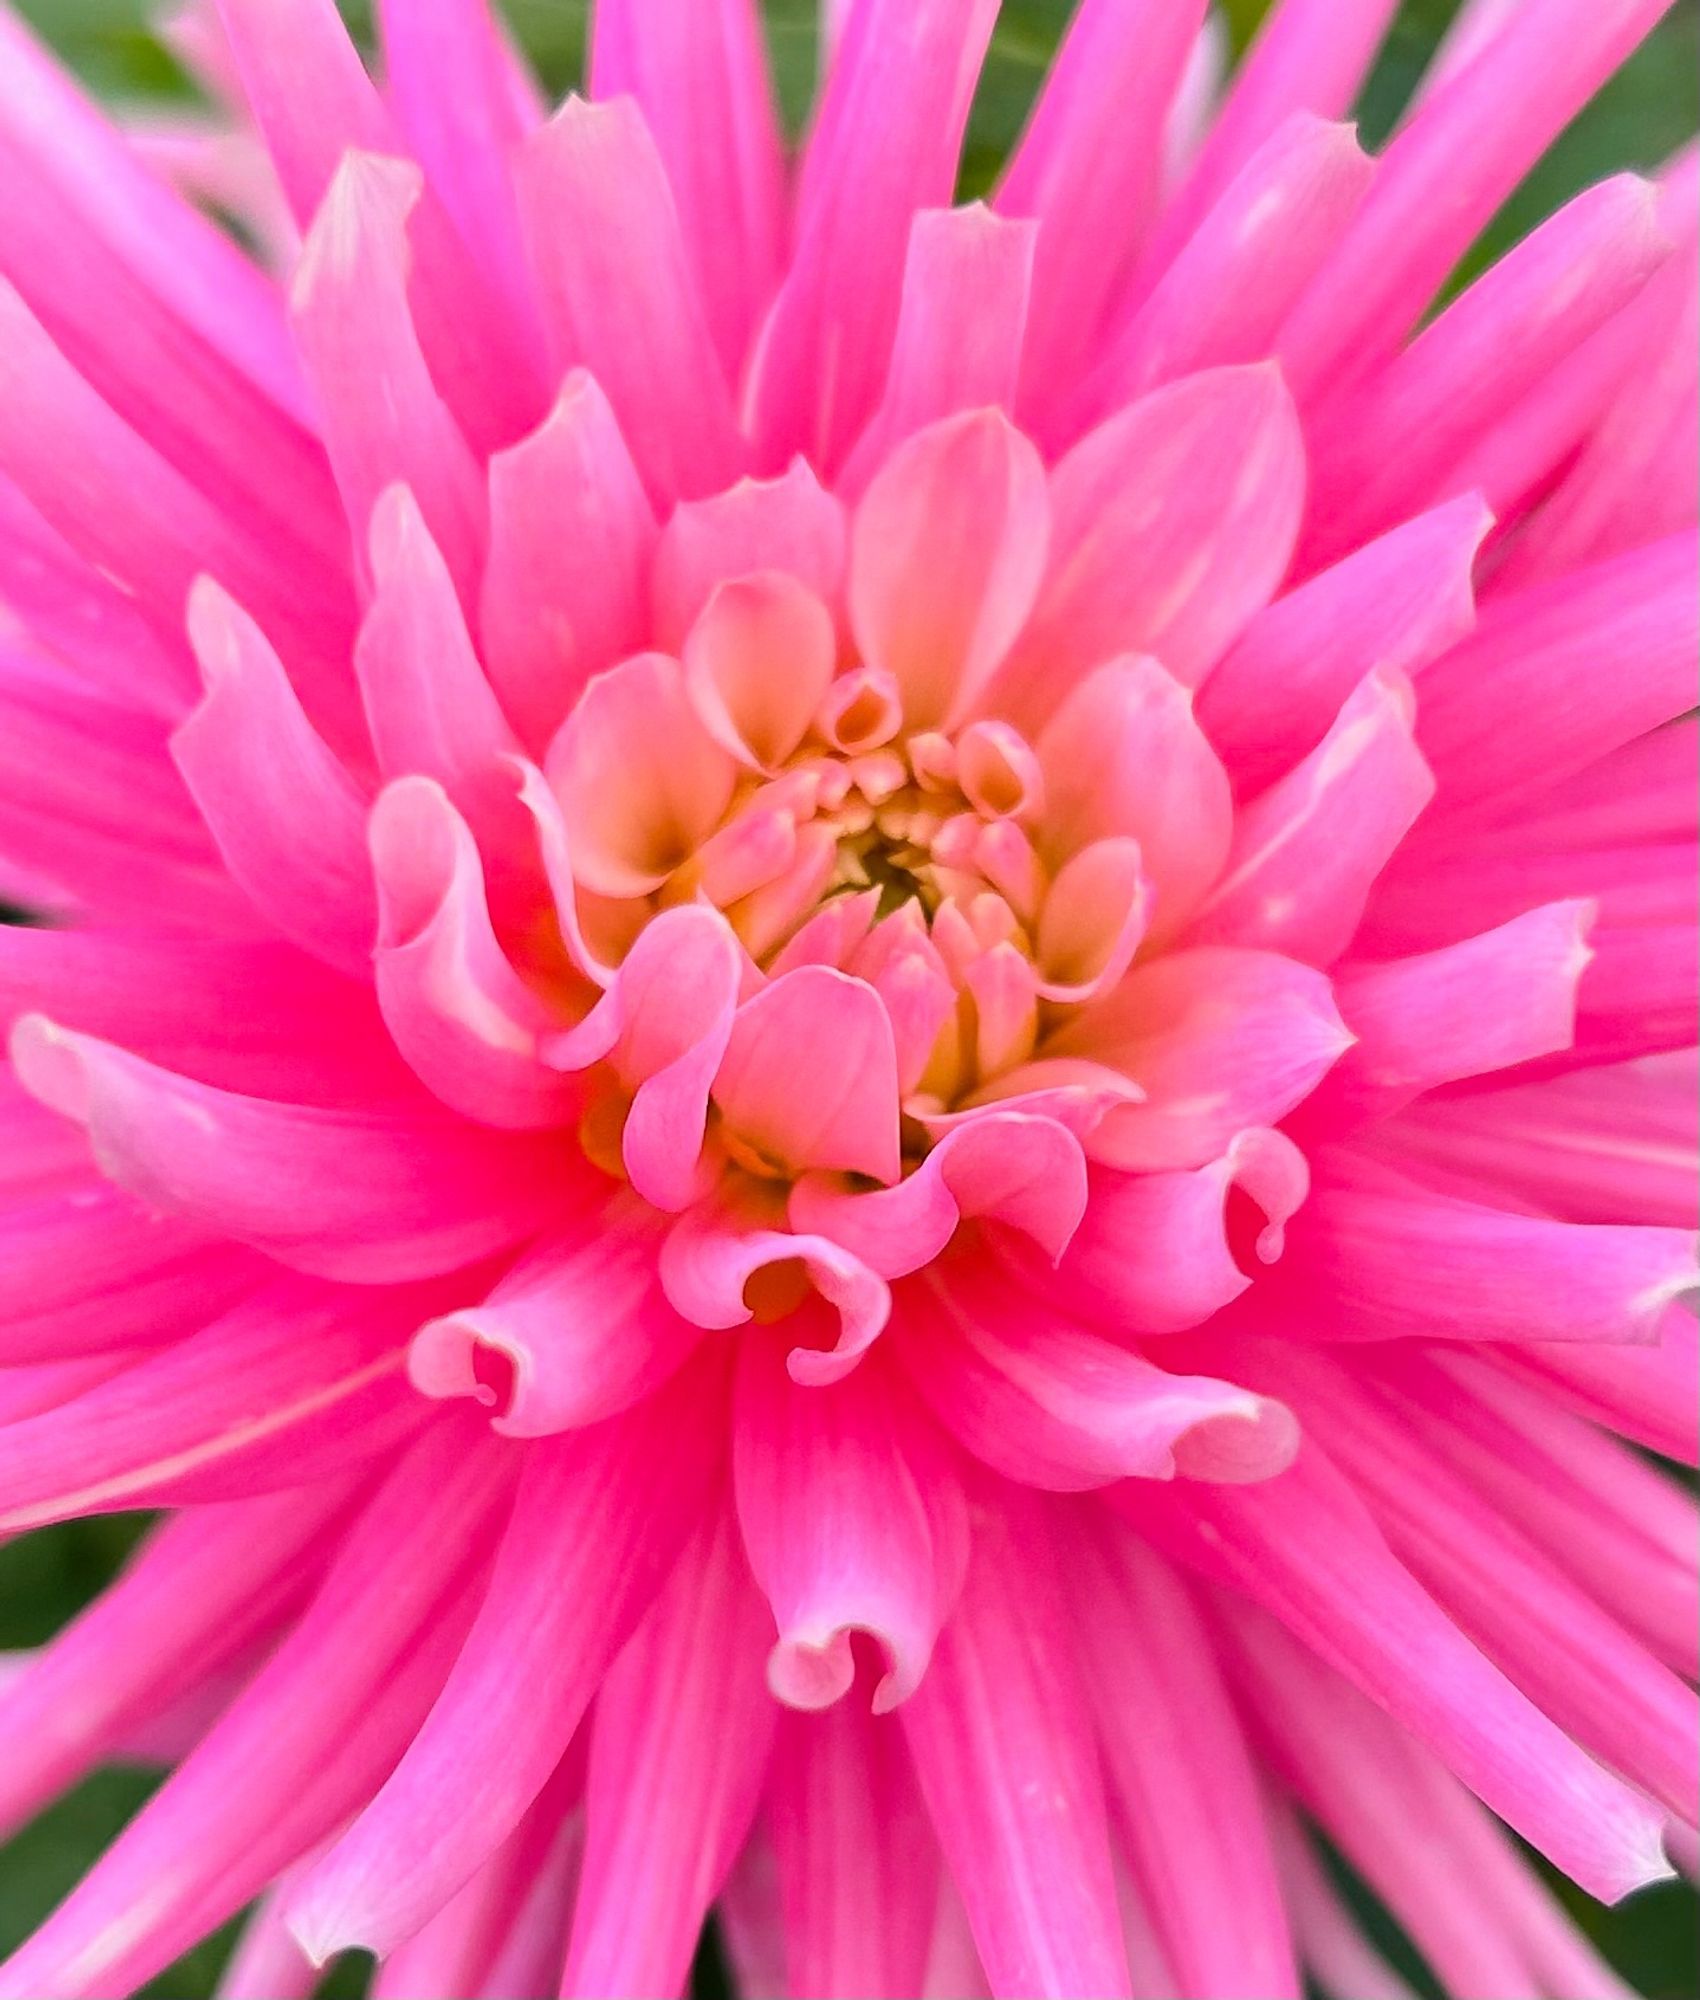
[1002,365,1306,708]
[735,1335,968,1713]
[651,457,849,653]
[1043,1130,1310,1334]
[562,1502,775,1999]
[1034,656,1233,939]
[545,652,738,899]
[659,1192,891,1385]
[789,1113,1088,1281]
[588,0,785,376]
[684,572,839,771]
[714,968,901,1184]
[1505,1305,1699,1466]
[841,204,1036,494]
[1198,493,1491,797]
[900,1493,1133,2000]
[848,408,1049,733]
[1059,946,1350,1170]
[517,95,742,504]
[543,903,744,1211]
[285,1362,726,1964]
[1034,840,1151,1001]
[409,1219,704,1438]
[480,372,658,752]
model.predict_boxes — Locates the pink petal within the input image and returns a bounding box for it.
[588,0,785,377]
[1045,1129,1311,1334]
[544,903,744,1211]
[290,153,487,610]
[747,0,999,470]
[766,1703,940,2000]
[173,581,375,976]
[285,1361,726,1964]
[1276,0,1676,398]
[900,1493,1133,2000]
[1314,901,1594,1123]
[370,778,574,1130]
[1071,114,1373,436]
[1059,946,1351,1170]
[651,457,848,654]
[1112,1443,1674,1905]
[1287,1156,1696,1345]
[848,408,1049,733]
[409,1221,703,1437]
[1198,492,1491,797]
[480,372,658,752]
[789,1112,1088,1281]
[714,967,901,1183]
[658,1192,891,1385]
[562,1502,775,1998]
[0,1423,512,2000]
[517,95,742,504]
[1002,364,1306,708]
[1034,655,1232,939]
[995,0,1204,406]
[1303,174,1670,564]
[1186,671,1435,965]
[903,1264,1298,1491]
[11,1015,570,1283]
[1065,1523,1302,1998]
[734,1335,968,1713]
[841,204,1036,494]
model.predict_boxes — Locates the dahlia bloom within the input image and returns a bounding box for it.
[0,0,1696,1993]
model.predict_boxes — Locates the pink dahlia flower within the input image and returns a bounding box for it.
[0,0,1696,1994]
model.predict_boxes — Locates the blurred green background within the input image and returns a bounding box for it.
[2,1,1696,1994]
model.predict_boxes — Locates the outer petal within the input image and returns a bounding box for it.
[10,1017,570,1283]
[174,581,374,976]
[1198,493,1491,796]
[517,95,742,504]
[1186,671,1435,964]
[1112,1443,1673,1905]
[562,1502,775,1999]
[286,1360,726,1964]
[849,409,1049,733]
[899,1493,1133,2000]
[1001,365,1306,708]
[735,1336,968,1713]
